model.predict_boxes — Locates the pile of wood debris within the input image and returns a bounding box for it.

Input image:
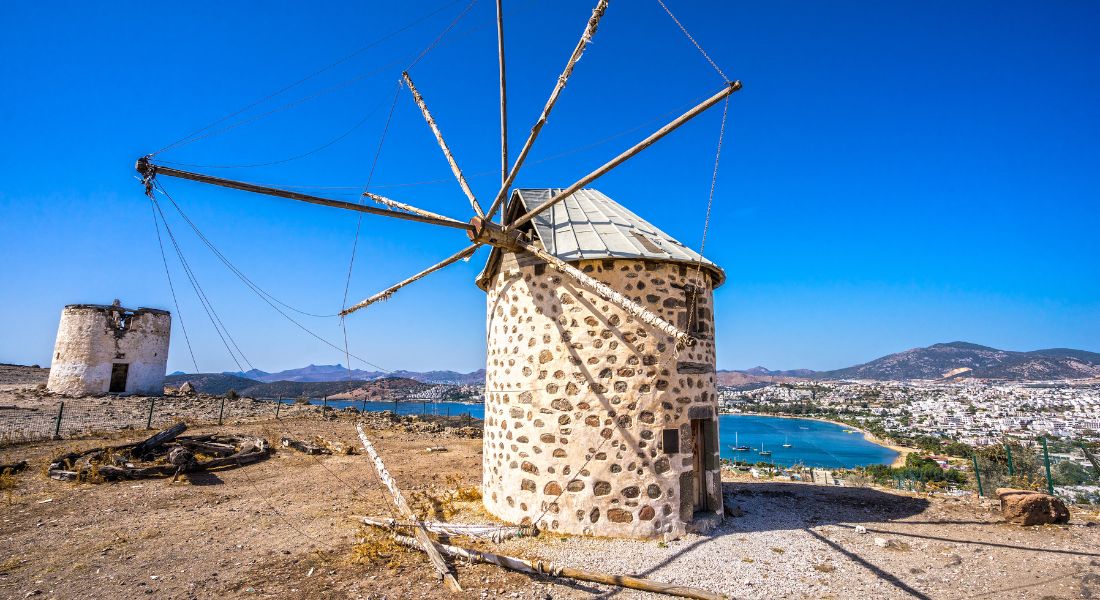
[47,423,270,482]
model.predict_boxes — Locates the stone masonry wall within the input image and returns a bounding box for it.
[483,256,721,539]
[48,305,171,396]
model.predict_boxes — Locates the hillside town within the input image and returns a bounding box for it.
[720,379,1100,445]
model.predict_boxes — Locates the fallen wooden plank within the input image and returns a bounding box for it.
[132,422,187,457]
[356,423,461,593]
[358,516,532,542]
[393,535,725,600]
[1,460,29,474]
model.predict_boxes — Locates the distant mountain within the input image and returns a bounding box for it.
[164,373,260,395]
[815,342,1100,381]
[223,364,485,385]
[716,367,815,387]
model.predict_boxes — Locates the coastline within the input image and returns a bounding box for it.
[724,411,915,468]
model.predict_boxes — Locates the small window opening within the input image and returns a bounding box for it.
[662,428,680,454]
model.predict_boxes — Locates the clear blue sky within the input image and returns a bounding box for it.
[1,1,1097,374]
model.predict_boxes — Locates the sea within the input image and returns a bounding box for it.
[296,399,898,469]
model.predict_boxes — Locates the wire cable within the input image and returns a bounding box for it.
[150,0,466,156]
[148,198,200,373]
[655,0,729,82]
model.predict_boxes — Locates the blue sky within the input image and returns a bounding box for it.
[1,1,1097,374]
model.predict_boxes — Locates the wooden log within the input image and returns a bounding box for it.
[281,436,331,455]
[136,158,472,231]
[356,423,462,592]
[400,71,484,218]
[341,245,480,317]
[0,460,29,474]
[132,422,187,457]
[358,516,531,542]
[508,80,742,230]
[518,240,695,348]
[484,0,609,222]
[393,535,724,600]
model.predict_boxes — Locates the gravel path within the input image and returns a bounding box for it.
[503,477,1100,599]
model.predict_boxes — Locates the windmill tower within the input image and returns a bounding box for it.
[135,0,738,540]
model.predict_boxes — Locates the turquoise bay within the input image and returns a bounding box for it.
[301,400,898,469]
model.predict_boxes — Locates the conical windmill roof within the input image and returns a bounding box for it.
[476,188,725,290]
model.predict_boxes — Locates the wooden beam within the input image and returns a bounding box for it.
[518,240,695,348]
[358,516,530,542]
[340,244,480,317]
[483,0,610,222]
[356,424,462,592]
[136,158,473,231]
[363,192,466,225]
[496,0,508,188]
[401,72,484,217]
[507,80,742,230]
[393,535,724,600]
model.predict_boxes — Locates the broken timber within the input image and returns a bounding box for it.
[355,423,462,592]
[358,516,533,543]
[281,436,331,455]
[393,534,724,600]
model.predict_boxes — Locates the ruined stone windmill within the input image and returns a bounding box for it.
[136,0,738,539]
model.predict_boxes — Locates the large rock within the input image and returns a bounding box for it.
[995,488,1070,525]
[178,381,196,395]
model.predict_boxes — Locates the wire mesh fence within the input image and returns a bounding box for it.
[0,396,317,446]
[968,440,1100,503]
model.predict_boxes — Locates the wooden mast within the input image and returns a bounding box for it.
[496,0,508,191]
[136,159,472,232]
[401,71,484,218]
[483,0,610,222]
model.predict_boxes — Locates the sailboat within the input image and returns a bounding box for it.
[730,432,750,452]
[782,435,792,448]
[758,443,772,457]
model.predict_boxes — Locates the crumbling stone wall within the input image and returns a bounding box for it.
[47,303,171,396]
[482,256,721,539]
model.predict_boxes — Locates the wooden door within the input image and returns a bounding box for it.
[691,419,707,512]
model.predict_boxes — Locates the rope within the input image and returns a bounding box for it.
[407,0,479,70]
[339,80,403,379]
[156,97,385,170]
[655,0,729,82]
[698,96,728,257]
[149,0,466,156]
[154,183,391,373]
[149,195,252,372]
[147,198,200,373]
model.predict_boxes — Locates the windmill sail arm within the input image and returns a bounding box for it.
[517,240,695,348]
[135,158,473,231]
[363,192,466,225]
[484,0,610,222]
[401,72,484,218]
[507,80,742,231]
[340,244,481,317]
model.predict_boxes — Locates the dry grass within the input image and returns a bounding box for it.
[350,525,413,570]
[0,468,17,504]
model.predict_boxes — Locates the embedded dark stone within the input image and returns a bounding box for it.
[566,480,585,492]
[553,448,567,458]
[647,484,662,499]
[621,485,640,499]
[541,433,556,443]
[654,457,671,474]
[639,410,655,424]
[551,398,573,411]
[639,506,655,521]
[607,508,633,523]
[521,461,538,475]
[600,428,613,439]
[544,481,562,496]
[521,479,536,492]
[593,481,612,496]
[539,349,553,364]
[590,507,600,523]
[585,415,600,427]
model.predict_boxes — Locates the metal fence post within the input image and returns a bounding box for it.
[275,400,281,419]
[53,401,65,439]
[971,453,984,497]
[1005,443,1014,477]
[1041,437,1054,495]
[146,398,156,429]
[361,398,366,413]
[218,397,226,426]
[322,396,328,410]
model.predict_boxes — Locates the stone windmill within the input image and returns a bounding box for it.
[136,0,738,539]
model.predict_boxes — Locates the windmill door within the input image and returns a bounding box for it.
[109,363,129,393]
[691,419,708,512]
